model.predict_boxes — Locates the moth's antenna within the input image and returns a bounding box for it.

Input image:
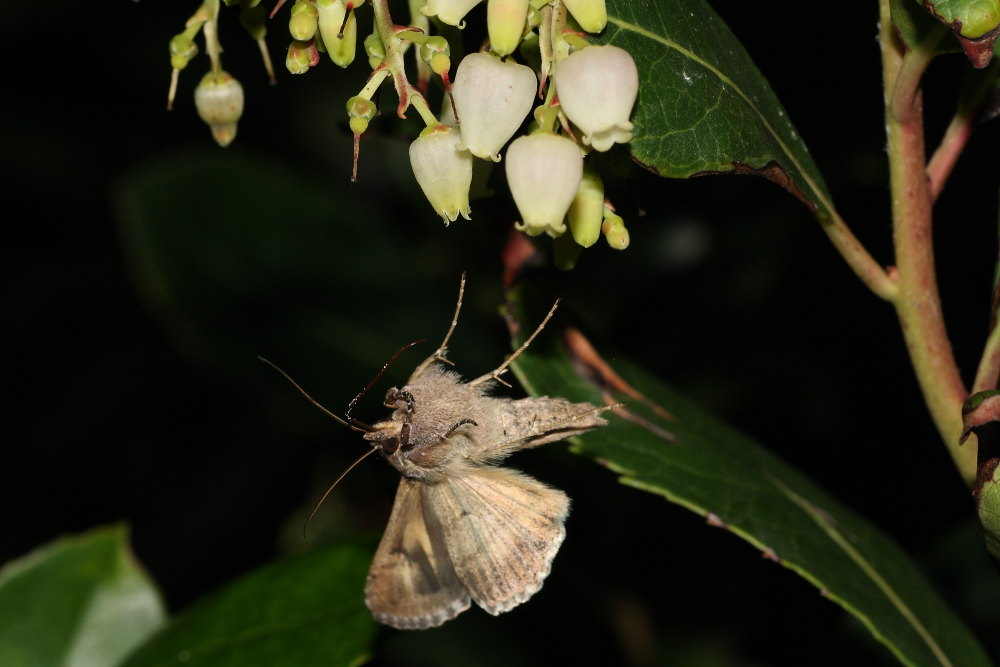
[411,272,466,378]
[303,446,378,536]
[258,356,370,433]
[344,338,427,421]
[471,299,560,387]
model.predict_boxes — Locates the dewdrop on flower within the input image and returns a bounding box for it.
[194,71,244,147]
[421,0,484,26]
[506,133,583,237]
[410,126,474,224]
[555,45,638,151]
[452,53,536,161]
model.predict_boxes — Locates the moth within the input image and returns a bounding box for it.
[267,277,611,630]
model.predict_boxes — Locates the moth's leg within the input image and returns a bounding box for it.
[409,273,466,381]
[469,300,560,388]
[385,388,415,414]
[397,422,412,450]
[440,418,477,441]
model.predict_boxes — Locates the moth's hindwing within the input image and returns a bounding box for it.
[423,466,570,615]
[365,477,471,629]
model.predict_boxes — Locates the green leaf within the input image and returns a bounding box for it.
[507,302,991,667]
[912,0,1000,67]
[916,0,1000,39]
[601,0,833,218]
[0,525,166,667]
[892,0,957,52]
[123,541,376,667]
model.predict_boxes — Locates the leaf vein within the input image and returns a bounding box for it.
[768,475,953,667]
[606,14,833,214]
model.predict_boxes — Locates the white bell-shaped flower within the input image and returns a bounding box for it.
[195,71,244,147]
[421,0,484,26]
[554,45,638,151]
[505,133,583,237]
[563,0,607,33]
[452,53,536,161]
[409,126,474,224]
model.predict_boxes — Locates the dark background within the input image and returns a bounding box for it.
[3,1,998,664]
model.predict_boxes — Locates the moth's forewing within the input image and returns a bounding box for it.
[365,477,471,629]
[424,466,570,615]
[474,397,609,463]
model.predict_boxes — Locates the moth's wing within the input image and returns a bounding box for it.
[423,466,570,615]
[365,477,471,629]
[475,397,608,462]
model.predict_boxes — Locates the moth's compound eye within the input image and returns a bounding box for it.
[381,436,399,455]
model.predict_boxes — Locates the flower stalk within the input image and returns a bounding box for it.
[879,0,976,483]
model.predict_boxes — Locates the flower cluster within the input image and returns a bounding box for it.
[165,0,639,263]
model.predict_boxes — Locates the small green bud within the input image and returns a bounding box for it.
[419,36,452,76]
[169,34,198,70]
[364,32,385,68]
[289,0,319,41]
[347,95,377,134]
[286,40,313,74]
[194,71,245,147]
[563,0,607,33]
[317,0,357,68]
[567,167,604,247]
[487,0,529,57]
[421,0,484,27]
[602,210,629,250]
[420,35,450,59]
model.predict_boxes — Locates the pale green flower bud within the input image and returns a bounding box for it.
[452,53,536,161]
[567,166,604,247]
[289,0,319,41]
[169,34,198,70]
[194,71,244,147]
[364,32,386,68]
[419,36,452,76]
[602,210,629,249]
[410,126,474,224]
[346,95,376,134]
[420,0,484,26]
[317,0,357,68]
[555,45,638,151]
[286,39,314,74]
[487,0,528,57]
[506,134,583,237]
[563,0,607,33]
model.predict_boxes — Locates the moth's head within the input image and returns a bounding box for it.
[363,421,404,456]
